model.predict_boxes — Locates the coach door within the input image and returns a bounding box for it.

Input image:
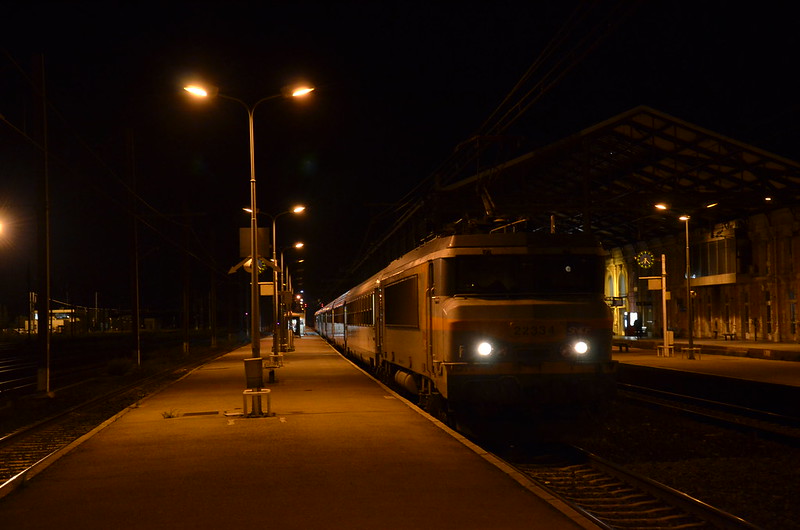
[427,260,446,373]
[375,285,384,364]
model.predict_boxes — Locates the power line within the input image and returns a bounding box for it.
[342,1,640,290]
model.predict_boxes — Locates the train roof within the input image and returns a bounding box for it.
[316,231,605,313]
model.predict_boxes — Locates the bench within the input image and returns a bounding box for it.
[680,347,702,360]
[656,345,674,357]
[722,333,736,341]
[262,354,284,383]
[265,353,284,367]
[612,341,631,352]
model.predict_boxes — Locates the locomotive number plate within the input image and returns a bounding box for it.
[510,323,559,337]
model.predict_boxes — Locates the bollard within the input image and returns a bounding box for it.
[243,389,271,416]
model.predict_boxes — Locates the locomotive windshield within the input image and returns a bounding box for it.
[440,253,604,297]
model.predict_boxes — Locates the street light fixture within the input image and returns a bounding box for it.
[183,83,313,374]
[290,87,314,97]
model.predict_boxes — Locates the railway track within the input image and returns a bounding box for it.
[618,382,800,446]
[468,375,799,528]
[0,351,38,396]
[505,444,758,529]
[0,333,221,400]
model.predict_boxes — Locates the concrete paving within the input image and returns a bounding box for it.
[613,337,800,387]
[0,332,597,530]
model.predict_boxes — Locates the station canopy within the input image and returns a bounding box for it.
[344,106,800,291]
[434,105,800,249]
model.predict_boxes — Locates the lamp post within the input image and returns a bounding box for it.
[184,84,313,364]
[680,215,695,358]
[272,208,305,352]
[278,242,304,351]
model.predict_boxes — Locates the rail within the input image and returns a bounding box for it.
[618,383,800,446]
[505,444,758,529]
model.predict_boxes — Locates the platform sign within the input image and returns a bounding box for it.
[259,282,275,297]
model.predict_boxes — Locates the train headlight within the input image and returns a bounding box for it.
[561,340,590,358]
[572,340,589,356]
[476,341,494,357]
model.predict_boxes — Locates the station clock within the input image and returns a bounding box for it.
[635,250,655,268]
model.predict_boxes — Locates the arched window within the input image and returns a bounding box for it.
[618,273,627,297]
[606,274,615,296]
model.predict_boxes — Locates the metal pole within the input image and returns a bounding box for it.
[272,216,279,354]
[128,133,141,365]
[248,108,261,360]
[35,55,52,395]
[43,57,51,394]
[684,218,695,358]
[661,253,668,353]
[279,250,285,351]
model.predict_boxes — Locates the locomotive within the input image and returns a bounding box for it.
[315,230,616,432]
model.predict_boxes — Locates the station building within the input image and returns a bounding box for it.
[608,207,799,343]
[588,108,800,344]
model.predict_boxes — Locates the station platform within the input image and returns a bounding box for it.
[0,332,598,530]
[612,336,800,388]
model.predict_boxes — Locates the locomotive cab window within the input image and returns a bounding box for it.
[440,254,604,296]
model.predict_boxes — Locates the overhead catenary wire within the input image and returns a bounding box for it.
[1,49,232,285]
[341,1,639,290]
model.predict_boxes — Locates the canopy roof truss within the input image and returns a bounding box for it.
[437,106,800,248]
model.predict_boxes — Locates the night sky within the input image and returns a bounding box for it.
[2,1,799,323]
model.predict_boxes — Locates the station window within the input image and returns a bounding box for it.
[692,237,737,277]
[743,292,750,334]
[765,291,772,334]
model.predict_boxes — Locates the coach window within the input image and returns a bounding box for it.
[345,300,355,325]
[346,294,375,326]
